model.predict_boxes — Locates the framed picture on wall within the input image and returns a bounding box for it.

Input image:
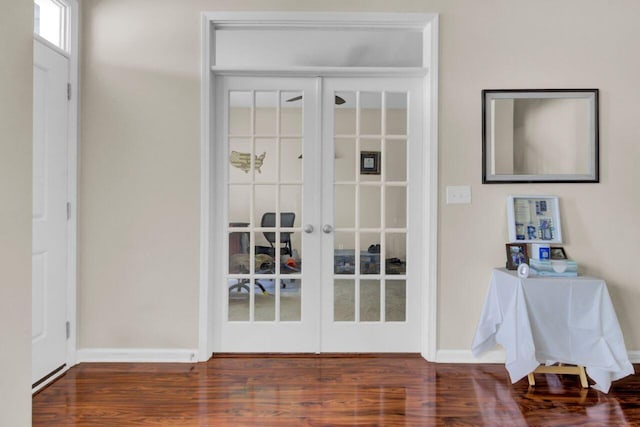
[506,195,563,244]
[360,151,381,175]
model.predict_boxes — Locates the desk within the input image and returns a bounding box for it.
[472,268,634,393]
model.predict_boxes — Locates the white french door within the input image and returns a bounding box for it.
[216,77,321,352]
[321,78,423,352]
[215,76,423,352]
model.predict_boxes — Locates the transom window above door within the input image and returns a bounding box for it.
[34,0,68,51]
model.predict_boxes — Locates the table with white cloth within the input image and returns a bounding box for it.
[472,268,634,393]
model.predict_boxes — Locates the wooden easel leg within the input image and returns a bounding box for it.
[578,366,589,388]
[527,372,535,386]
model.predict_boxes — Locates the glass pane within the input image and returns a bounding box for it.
[385,280,406,321]
[255,251,275,275]
[34,0,65,50]
[280,92,303,135]
[228,230,251,273]
[385,186,407,228]
[229,138,252,183]
[254,138,276,183]
[359,186,381,228]
[385,233,406,275]
[334,232,355,275]
[334,279,355,321]
[334,138,356,182]
[360,92,382,135]
[360,232,381,275]
[281,232,301,274]
[360,139,381,182]
[253,185,276,226]
[360,280,381,321]
[280,185,301,227]
[254,278,275,321]
[386,92,407,135]
[334,185,355,228]
[385,139,407,182]
[334,92,356,135]
[280,279,301,321]
[229,92,252,135]
[228,278,250,321]
[255,91,277,135]
[229,185,251,225]
[280,139,302,181]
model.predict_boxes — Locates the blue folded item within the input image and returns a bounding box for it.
[529,259,578,272]
[529,267,578,277]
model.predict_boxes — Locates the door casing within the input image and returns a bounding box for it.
[199,11,439,360]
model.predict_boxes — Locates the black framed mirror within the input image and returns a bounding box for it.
[482,89,599,183]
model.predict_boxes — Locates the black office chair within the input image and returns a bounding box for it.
[257,212,296,257]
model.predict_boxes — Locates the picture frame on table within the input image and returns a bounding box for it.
[506,243,529,270]
[550,246,567,260]
[507,195,563,244]
[360,151,381,175]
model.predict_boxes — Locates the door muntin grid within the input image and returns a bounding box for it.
[333,90,408,323]
[226,89,304,323]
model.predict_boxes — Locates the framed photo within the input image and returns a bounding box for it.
[360,151,380,175]
[506,243,529,270]
[507,195,563,244]
[550,247,567,260]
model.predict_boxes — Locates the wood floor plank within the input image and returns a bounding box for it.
[33,356,640,426]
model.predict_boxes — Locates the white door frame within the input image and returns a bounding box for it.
[32,0,79,393]
[199,11,439,361]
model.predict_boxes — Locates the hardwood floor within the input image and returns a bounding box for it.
[33,355,640,426]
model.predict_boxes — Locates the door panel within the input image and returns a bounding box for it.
[32,40,69,383]
[321,78,423,352]
[217,77,321,352]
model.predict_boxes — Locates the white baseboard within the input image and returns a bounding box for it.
[436,349,640,364]
[76,348,199,363]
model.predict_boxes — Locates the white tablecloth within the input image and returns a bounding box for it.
[472,268,634,393]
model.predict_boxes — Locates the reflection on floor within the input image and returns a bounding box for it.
[228,279,406,322]
[33,356,640,426]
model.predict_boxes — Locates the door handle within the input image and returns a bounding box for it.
[303,224,314,234]
[322,224,333,234]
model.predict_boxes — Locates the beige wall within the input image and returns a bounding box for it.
[80,0,640,354]
[0,1,33,425]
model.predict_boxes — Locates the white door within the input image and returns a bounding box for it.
[215,76,423,352]
[321,78,424,352]
[216,77,321,352]
[32,40,69,384]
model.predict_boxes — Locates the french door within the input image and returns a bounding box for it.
[215,76,423,352]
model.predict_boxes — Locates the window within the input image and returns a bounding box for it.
[34,0,68,51]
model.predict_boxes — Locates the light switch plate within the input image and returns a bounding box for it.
[446,185,471,204]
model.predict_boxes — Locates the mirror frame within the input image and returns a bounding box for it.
[482,89,599,184]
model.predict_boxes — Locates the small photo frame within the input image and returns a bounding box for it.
[550,246,567,260]
[360,151,381,175]
[506,243,529,270]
